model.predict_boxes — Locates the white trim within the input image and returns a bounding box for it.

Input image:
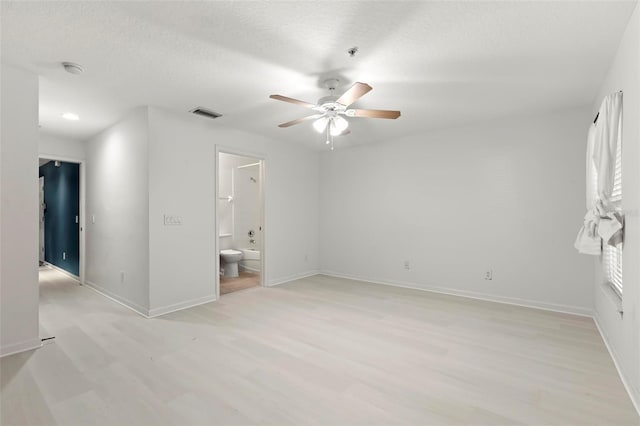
[42,262,80,283]
[147,294,217,318]
[215,149,221,299]
[594,315,640,416]
[237,162,260,169]
[0,338,42,358]
[83,280,150,318]
[320,270,593,317]
[75,280,217,319]
[267,270,320,287]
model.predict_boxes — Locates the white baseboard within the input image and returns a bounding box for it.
[594,315,640,416]
[148,294,217,318]
[84,280,217,319]
[319,270,593,317]
[267,270,320,287]
[43,262,80,283]
[83,280,150,318]
[0,338,42,358]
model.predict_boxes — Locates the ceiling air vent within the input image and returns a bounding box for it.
[190,107,222,120]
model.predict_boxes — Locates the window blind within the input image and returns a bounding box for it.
[603,123,623,296]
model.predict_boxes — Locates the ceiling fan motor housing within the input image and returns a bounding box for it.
[315,95,346,113]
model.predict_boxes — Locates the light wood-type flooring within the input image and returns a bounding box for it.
[1,267,638,425]
[220,271,260,295]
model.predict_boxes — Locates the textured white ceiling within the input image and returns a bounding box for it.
[1,1,636,149]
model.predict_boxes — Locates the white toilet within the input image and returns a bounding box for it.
[220,249,243,278]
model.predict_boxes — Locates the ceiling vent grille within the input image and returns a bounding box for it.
[190,107,222,120]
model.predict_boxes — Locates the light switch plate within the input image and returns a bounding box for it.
[164,215,183,226]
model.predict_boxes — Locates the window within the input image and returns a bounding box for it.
[602,118,623,296]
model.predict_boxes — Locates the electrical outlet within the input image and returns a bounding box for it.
[484,269,493,280]
[404,260,411,270]
[75,215,79,224]
[120,271,125,283]
[62,252,66,260]
[304,254,308,262]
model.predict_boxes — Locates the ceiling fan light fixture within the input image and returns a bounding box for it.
[330,116,349,136]
[313,116,329,133]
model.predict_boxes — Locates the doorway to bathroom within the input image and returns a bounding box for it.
[216,150,264,296]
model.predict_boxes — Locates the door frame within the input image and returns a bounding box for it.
[38,155,86,285]
[215,146,266,299]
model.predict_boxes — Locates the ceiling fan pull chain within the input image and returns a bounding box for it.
[330,124,335,151]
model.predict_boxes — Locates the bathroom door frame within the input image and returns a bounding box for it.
[215,146,266,299]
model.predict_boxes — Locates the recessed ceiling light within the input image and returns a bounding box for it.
[62,112,79,121]
[62,62,84,75]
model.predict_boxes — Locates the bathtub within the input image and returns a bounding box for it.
[240,248,260,272]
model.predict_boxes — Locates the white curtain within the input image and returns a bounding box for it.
[575,91,623,255]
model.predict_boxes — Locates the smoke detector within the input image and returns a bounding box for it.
[62,62,84,75]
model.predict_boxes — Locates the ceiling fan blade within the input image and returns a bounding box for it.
[278,114,324,128]
[335,82,372,107]
[350,109,401,119]
[270,94,316,109]
[335,129,351,136]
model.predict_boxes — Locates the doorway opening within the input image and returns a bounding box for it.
[216,151,265,296]
[38,157,84,283]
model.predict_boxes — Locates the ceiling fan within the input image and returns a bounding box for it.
[270,79,401,149]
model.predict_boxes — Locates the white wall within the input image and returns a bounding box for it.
[0,65,41,356]
[39,132,85,161]
[85,107,150,314]
[147,107,319,315]
[320,107,594,315]
[592,1,640,412]
[263,133,320,285]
